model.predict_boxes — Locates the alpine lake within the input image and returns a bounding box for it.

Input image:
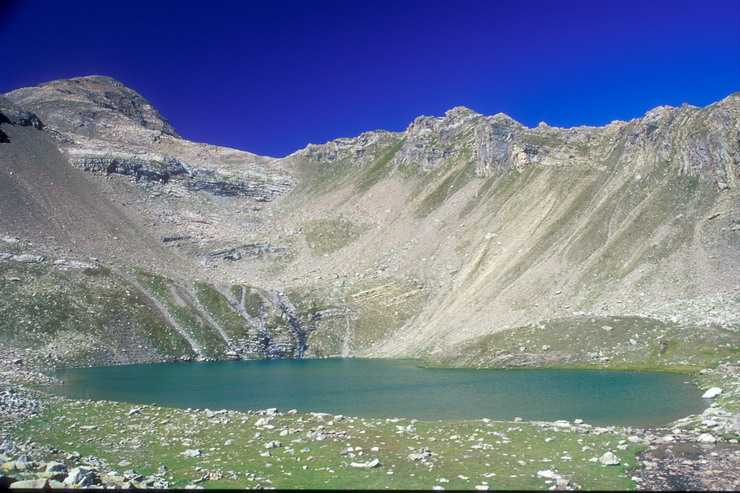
[48,358,707,428]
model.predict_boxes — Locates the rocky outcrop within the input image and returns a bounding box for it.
[290,130,398,166]
[290,94,739,189]
[396,106,484,170]
[65,149,188,182]
[0,96,43,143]
[206,243,289,261]
[0,96,43,131]
[184,178,287,200]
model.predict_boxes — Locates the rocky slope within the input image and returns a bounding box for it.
[0,76,737,370]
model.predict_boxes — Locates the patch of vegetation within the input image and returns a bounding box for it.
[133,269,230,358]
[696,360,740,413]
[415,159,475,218]
[303,219,367,256]
[192,282,247,340]
[355,138,405,193]
[574,167,718,288]
[230,284,268,318]
[13,396,644,490]
[0,262,193,367]
[522,131,565,148]
[428,316,739,373]
[293,137,404,198]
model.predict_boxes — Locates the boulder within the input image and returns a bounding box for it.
[701,387,722,399]
[63,467,96,487]
[349,459,381,468]
[599,452,620,466]
[10,254,44,264]
[45,462,67,473]
[697,433,717,444]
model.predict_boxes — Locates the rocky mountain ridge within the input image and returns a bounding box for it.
[0,75,737,370]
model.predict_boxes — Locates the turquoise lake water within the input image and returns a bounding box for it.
[47,359,708,427]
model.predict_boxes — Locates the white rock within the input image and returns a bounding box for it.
[537,470,561,479]
[599,452,620,466]
[181,449,202,457]
[556,478,570,488]
[697,433,716,444]
[702,387,722,399]
[349,458,381,468]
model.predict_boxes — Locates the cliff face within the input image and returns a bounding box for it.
[1,76,737,369]
[294,96,738,187]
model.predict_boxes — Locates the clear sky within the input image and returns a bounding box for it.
[1,0,738,157]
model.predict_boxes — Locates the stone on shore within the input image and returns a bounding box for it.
[599,452,620,466]
[702,387,722,399]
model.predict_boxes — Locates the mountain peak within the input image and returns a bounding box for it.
[5,75,180,141]
[444,106,481,119]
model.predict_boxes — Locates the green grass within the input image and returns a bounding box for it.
[427,315,739,372]
[293,137,404,197]
[192,282,247,340]
[228,283,267,318]
[575,169,717,287]
[303,219,367,256]
[355,138,406,193]
[133,269,230,358]
[415,158,475,217]
[696,360,740,413]
[0,262,193,367]
[12,395,645,490]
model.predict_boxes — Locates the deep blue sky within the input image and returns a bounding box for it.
[1,0,738,157]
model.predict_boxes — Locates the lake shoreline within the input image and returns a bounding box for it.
[1,384,737,490]
[0,354,737,489]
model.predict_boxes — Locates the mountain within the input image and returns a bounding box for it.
[0,76,737,372]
